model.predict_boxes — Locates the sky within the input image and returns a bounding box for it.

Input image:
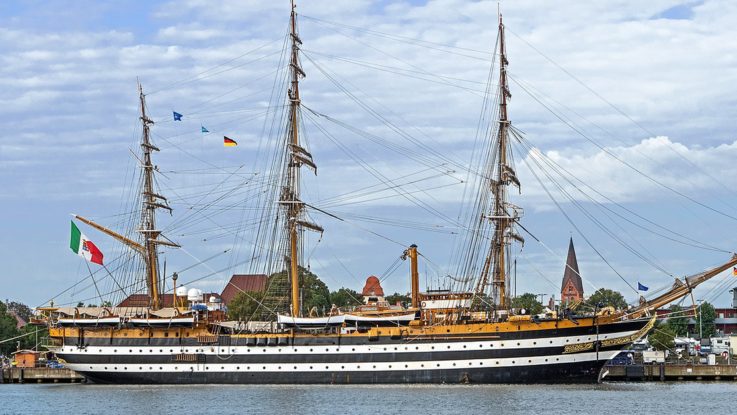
[1,0,737,310]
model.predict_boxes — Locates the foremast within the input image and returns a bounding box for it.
[74,84,179,311]
[474,14,523,310]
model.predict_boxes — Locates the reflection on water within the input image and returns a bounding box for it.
[1,382,736,415]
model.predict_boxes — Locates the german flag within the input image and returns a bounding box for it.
[224,136,237,147]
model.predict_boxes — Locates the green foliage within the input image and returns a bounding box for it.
[301,268,331,316]
[6,301,33,323]
[648,323,676,351]
[385,292,412,308]
[227,290,266,321]
[586,288,629,310]
[330,288,363,309]
[473,294,495,312]
[0,302,22,355]
[665,304,690,337]
[695,301,717,338]
[511,293,543,315]
[19,323,47,351]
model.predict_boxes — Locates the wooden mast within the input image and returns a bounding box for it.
[475,14,516,310]
[138,83,179,310]
[288,0,303,318]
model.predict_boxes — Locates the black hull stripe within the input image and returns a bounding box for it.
[76,360,607,384]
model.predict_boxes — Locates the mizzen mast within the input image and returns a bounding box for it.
[474,14,522,310]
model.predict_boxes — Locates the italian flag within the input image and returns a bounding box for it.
[70,221,104,265]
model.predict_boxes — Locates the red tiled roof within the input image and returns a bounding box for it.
[361,276,384,296]
[220,274,268,304]
[9,311,26,329]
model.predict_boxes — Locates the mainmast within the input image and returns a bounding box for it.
[282,1,321,317]
[474,14,522,310]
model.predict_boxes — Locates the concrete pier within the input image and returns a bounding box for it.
[2,368,84,384]
[604,364,737,381]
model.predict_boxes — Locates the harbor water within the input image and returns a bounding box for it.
[1,382,735,414]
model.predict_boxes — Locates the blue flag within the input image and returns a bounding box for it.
[173,111,183,121]
[201,126,209,133]
[637,282,649,291]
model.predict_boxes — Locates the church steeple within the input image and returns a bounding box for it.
[561,237,584,302]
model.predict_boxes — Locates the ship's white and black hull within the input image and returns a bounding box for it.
[50,318,649,384]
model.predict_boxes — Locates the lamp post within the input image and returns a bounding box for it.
[697,299,703,339]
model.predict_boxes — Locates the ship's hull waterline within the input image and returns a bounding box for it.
[49,317,652,384]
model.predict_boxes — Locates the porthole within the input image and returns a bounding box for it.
[421,364,425,368]
[105,367,108,370]
[139,367,142,370]
[437,364,440,367]
[352,348,355,351]
[247,366,251,370]
[447,346,451,349]
[310,349,313,352]
[114,367,117,370]
[512,361,515,364]
[566,340,569,343]
[129,349,132,353]
[237,367,240,370]
[469,363,472,366]
[294,366,297,369]
[174,367,177,370]
[517,343,520,346]
[326,366,329,369]
[263,366,266,370]
[310,366,313,369]
[373,365,376,369]
[278,366,281,369]
[221,367,224,370]
[533,342,537,345]
[405,365,408,368]
[114,350,117,353]
[463,345,467,349]
[341,366,345,369]
[453,363,456,367]
[528,360,532,363]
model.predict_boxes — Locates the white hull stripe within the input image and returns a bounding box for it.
[54,329,639,356]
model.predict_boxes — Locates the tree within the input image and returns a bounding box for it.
[330,288,363,309]
[695,301,717,339]
[665,304,689,337]
[586,288,629,310]
[0,302,21,355]
[648,323,676,351]
[385,292,412,308]
[6,301,33,323]
[510,293,543,315]
[301,268,330,316]
[228,290,266,321]
[263,266,331,317]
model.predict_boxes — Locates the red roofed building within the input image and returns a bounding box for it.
[361,276,385,304]
[561,237,584,303]
[220,274,268,304]
[9,311,26,329]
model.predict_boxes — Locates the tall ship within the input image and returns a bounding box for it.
[39,3,737,384]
